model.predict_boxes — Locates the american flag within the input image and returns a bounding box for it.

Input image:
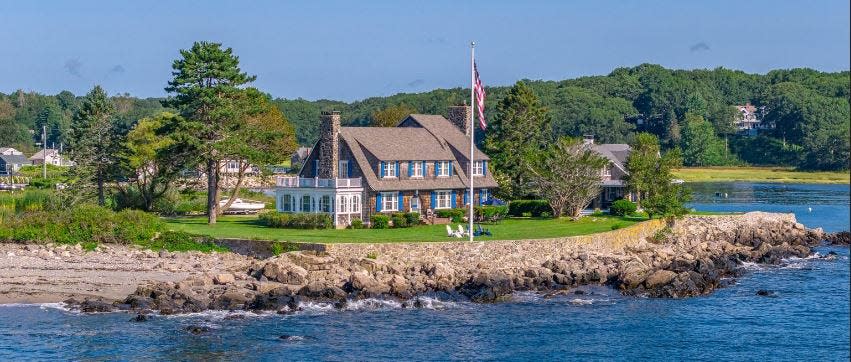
[474,62,486,129]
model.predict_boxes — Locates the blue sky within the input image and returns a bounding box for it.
[0,0,848,101]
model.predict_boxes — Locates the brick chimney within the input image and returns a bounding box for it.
[447,105,471,135]
[318,111,340,179]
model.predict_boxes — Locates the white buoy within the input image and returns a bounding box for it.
[808,207,812,213]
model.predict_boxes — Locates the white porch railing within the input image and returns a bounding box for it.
[276,176,362,188]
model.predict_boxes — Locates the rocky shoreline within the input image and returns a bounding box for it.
[50,212,846,315]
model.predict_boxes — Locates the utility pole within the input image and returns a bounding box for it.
[42,125,47,179]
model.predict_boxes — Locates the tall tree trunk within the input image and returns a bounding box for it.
[207,159,218,224]
[218,161,250,215]
[97,171,105,206]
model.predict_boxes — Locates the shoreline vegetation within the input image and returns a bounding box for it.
[673,167,850,184]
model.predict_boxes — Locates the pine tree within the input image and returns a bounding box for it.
[483,81,552,199]
[164,41,256,224]
[69,85,119,206]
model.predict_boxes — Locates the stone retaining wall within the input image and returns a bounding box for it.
[321,218,668,269]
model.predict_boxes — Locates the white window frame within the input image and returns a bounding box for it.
[472,160,483,176]
[319,195,332,213]
[602,165,611,178]
[435,190,452,209]
[382,162,397,178]
[281,194,294,212]
[381,192,398,212]
[352,194,361,213]
[410,197,419,212]
[481,189,489,203]
[436,161,450,177]
[339,160,349,178]
[301,195,313,212]
[411,161,423,178]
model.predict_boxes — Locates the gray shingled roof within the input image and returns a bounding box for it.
[0,154,29,165]
[336,114,498,192]
[339,127,455,161]
[590,143,631,174]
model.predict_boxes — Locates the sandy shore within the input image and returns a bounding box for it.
[0,243,252,304]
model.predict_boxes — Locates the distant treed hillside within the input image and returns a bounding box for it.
[2,64,849,170]
[274,64,849,170]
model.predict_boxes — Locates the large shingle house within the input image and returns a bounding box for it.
[275,106,498,227]
[585,136,632,209]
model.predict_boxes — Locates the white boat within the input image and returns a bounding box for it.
[219,198,266,214]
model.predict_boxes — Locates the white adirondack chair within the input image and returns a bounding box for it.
[446,225,462,238]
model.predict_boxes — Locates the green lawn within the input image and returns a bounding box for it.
[673,167,849,184]
[165,214,644,244]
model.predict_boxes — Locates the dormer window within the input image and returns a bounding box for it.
[435,161,451,177]
[472,160,484,176]
[410,161,423,178]
[380,161,398,178]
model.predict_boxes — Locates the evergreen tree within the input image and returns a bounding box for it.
[483,81,552,199]
[164,41,257,224]
[69,85,120,206]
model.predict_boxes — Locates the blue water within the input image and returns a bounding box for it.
[1,182,849,361]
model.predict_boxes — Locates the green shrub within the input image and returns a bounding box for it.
[508,200,551,217]
[436,208,466,223]
[610,199,637,216]
[366,251,378,259]
[391,213,409,228]
[540,211,552,218]
[113,209,163,244]
[474,205,508,222]
[28,178,58,190]
[350,218,364,229]
[14,190,61,213]
[404,212,420,226]
[371,214,390,229]
[610,224,623,230]
[271,241,298,255]
[258,211,333,229]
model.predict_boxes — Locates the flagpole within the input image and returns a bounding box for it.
[469,41,475,242]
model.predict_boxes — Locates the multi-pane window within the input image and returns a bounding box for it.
[436,190,451,209]
[301,195,313,212]
[436,161,450,177]
[319,195,332,212]
[601,166,611,179]
[351,195,361,213]
[382,192,398,211]
[411,161,423,177]
[339,160,349,178]
[472,161,484,176]
[410,197,419,212]
[281,194,294,212]
[382,162,397,178]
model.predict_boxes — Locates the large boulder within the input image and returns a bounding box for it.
[298,281,346,301]
[348,271,389,297]
[643,270,676,289]
[459,271,513,303]
[262,261,309,285]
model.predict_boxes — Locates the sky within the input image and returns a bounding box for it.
[0,0,848,101]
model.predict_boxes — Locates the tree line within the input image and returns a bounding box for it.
[5,64,845,171]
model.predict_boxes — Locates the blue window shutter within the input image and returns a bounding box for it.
[430,191,436,208]
[479,189,484,206]
[448,162,453,176]
[451,190,457,208]
[314,160,319,177]
[422,161,427,176]
[408,161,413,177]
[434,161,438,176]
[395,161,399,177]
[347,161,352,177]
[463,190,468,205]
[376,193,382,212]
[380,161,385,178]
[398,191,403,210]
[483,161,487,176]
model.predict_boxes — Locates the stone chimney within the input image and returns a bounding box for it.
[447,105,471,135]
[318,111,340,179]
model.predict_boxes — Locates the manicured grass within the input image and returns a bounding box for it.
[164,214,645,244]
[673,167,849,184]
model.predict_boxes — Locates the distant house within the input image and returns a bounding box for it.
[583,135,633,209]
[0,154,29,175]
[275,107,498,227]
[29,149,70,166]
[220,159,260,175]
[735,102,770,136]
[290,147,311,167]
[0,147,24,156]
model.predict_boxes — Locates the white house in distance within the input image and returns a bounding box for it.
[0,147,24,156]
[29,149,69,166]
[734,102,771,136]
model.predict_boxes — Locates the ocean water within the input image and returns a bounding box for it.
[1,182,848,361]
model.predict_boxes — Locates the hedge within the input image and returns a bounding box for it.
[258,211,333,229]
[474,205,509,222]
[610,199,637,216]
[508,200,552,217]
